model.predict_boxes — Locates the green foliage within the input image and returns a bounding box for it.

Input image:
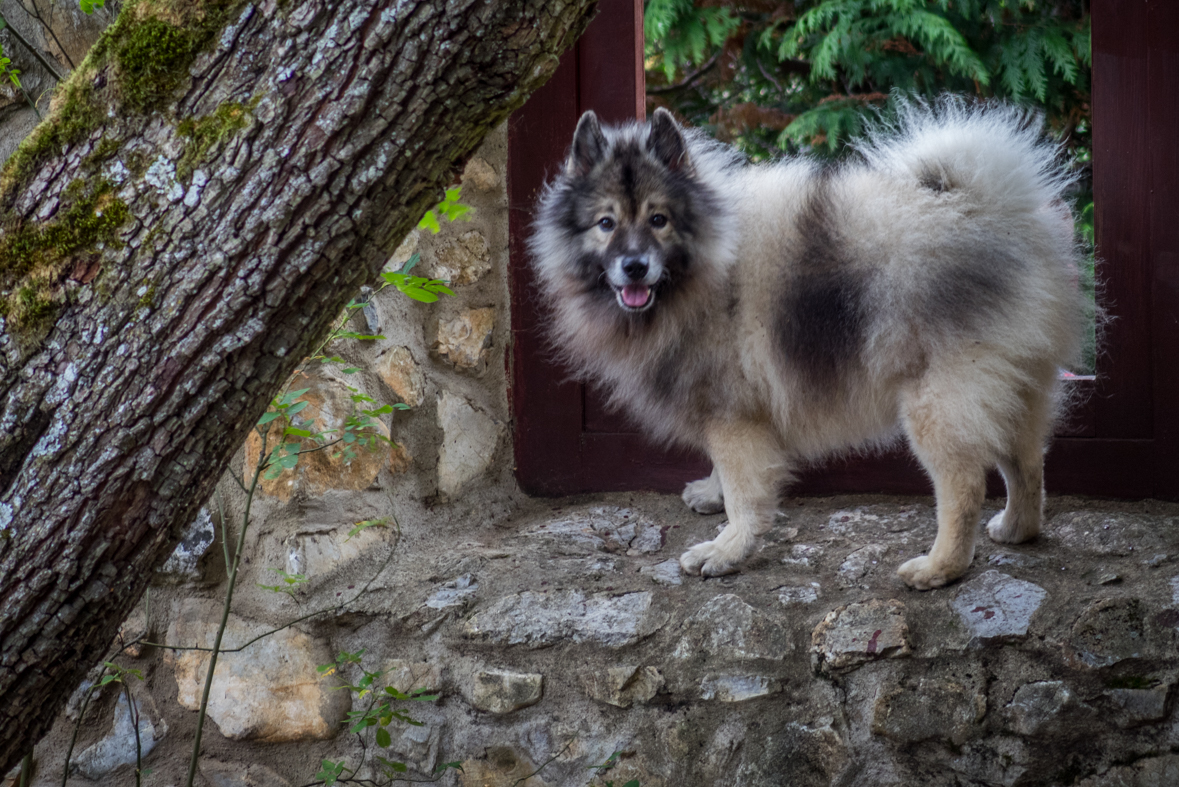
[646,0,1090,158]
[380,254,455,303]
[417,186,472,233]
[80,0,106,13]
[346,517,390,541]
[314,650,458,785]
[256,568,308,597]
[587,751,641,787]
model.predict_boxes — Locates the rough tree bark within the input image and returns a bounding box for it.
[0,0,595,771]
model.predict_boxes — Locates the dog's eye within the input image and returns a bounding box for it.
[650,214,668,228]
[598,217,615,232]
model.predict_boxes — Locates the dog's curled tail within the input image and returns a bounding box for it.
[853,96,1076,215]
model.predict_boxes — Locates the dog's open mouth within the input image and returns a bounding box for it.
[614,283,654,311]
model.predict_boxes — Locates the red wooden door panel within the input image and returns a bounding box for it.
[508,0,1179,500]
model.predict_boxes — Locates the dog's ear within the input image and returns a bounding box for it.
[569,111,608,177]
[648,108,691,173]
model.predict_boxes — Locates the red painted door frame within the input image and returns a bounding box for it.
[507,0,1179,500]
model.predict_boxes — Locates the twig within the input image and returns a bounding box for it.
[0,12,65,81]
[16,0,75,70]
[646,50,721,94]
[510,741,573,787]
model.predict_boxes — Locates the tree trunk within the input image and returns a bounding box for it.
[0,0,595,771]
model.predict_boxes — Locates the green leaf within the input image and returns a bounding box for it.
[283,427,312,438]
[279,388,311,406]
[286,400,309,416]
[341,367,361,374]
[418,210,440,234]
[375,727,391,748]
[257,411,280,426]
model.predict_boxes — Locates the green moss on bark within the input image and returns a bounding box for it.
[0,179,131,346]
[176,97,258,181]
[0,0,245,198]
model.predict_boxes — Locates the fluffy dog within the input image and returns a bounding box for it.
[529,99,1087,589]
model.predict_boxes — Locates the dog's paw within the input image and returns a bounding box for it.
[679,540,741,577]
[896,555,964,590]
[682,476,724,514]
[986,511,1038,544]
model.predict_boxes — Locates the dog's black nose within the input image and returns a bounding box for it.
[621,256,649,281]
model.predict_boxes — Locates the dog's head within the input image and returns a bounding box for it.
[532,108,727,320]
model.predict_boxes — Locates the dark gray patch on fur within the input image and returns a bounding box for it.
[774,171,870,388]
[925,247,1021,329]
[919,169,948,193]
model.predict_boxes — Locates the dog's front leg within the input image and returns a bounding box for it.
[679,421,787,577]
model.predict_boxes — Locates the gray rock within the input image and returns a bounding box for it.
[72,693,166,780]
[1050,511,1166,557]
[1105,684,1171,727]
[699,674,780,702]
[782,543,823,570]
[385,720,444,773]
[777,584,820,606]
[201,761,293,787]
[640,558,683,586]
[582,665,664,708]
[811,599,911,674]
[470,670,542,714]
[872,674,986,745]
[1075,754,1179,787]
[436,392,504,500]
[673,594,793,661]
[951,570,1047,643]
[463,590,665,648]
[425,573,478,609]
[837,543,889,585]
[157,506,215,580]
[986,551,1044,569]
[383,660,444,696]
[1063,598,1163,669]
[1006,681,1094,737]
[522,506,660,556]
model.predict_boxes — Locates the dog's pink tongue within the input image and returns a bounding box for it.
[622,284,650,308]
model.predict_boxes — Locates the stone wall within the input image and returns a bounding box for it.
[6,9,1179,787]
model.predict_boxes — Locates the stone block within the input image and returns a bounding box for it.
[673,594,792,661]
[376,346,425,408]
[582,665,664,708]
[434,307,495,371]
[157,506,215,581]
[462,157,500,192]
[469,670,543,714]
[463,590,665,648]
[165,599,349,742]
[951,570,1047,643]
[436,392,503,500]
[811,598,911,674]
[640,559,683,586]
[1063,597,1160,669]
[699,674,780,702]
[1105,684,1170,727]
[434,230,491,285]
[243,376,390,500]
[837,543,889,585]
[1006,681,1094,737]
[383,660,444,696]
[872,675,986,745]
[72,693,166,781]
[201,761,293,787]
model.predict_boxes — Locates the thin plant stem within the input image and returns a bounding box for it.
[183,428,268,787]
[0,12,64,80]
[18,753,31,787]
[122,682,142,787]
[61,672,105,787]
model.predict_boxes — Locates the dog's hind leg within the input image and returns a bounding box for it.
[987,380,1054,544]
[682,468,725,514]
[896,388,991,590]
[680,421,787,577]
